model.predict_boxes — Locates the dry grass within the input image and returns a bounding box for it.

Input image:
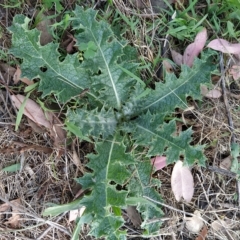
[0,0,240,239]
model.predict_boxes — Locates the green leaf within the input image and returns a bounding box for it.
[15,91,31,131]
[67,107,117,139]
[127,160,163,235]
[71,215,93,240]
[131,112,206,166]
[43,199,82,216]
[72,7,139,109]
[75,133,134,238]
[2,163,21,173]
[123,52,215,119]
[8,15,94,103]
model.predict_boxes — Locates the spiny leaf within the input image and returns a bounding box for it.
[130,112,206,166]
[8,15,94,103]
[75,134,134,238]
[127,160,163,235]
[123,52,215,118]
[67,107,117,139]
[72,7,138,109]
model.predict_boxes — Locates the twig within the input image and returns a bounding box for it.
[219,53,240,206]
[207,165,236,178]
[35,214,66,240]
[0,197,71,236]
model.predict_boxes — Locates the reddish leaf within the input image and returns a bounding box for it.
[171,160,194,202]
[195,225,208,240]
[151,156,167,171]
[207,38,240,54]
[171,49,183,66]
[183,28,207,67]
[229,65,240,80]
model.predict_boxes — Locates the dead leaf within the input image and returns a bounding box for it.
[68,206,86,223]
[229,65,240,80]
[130,0,175,13]
[11,94,51,128]
[27,118,45,133]
[201,85,222,99]
[4,199,21,229]
[0,202,11,212]
[183,28,207,67]
[151,156,167,171]
[13,66,33,85]
[126,206,142,228]
[171,49,183,66]
[5,214,20,228]
[0,63,16,77]
[47,112,66,148]
[35,12,53,46]
[195,225,208,240]
[66,35,76,53]
[185,210,204,233]
[220,156,232,170]
[207,38,240,54]
[162,60,174,73]
[51,124,66,148]
[211,219,229,231]
[171,160,194,202]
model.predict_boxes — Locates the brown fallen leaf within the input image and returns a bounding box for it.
[4,198,22,229]
[195,225,208,240]
[11,94,51,128]
[12,94,66,151]
[162,60,174,73]
[220,156,232,171]
[47,112,66,148]
[27,118,45,134]
[130,0,175,13]
[171,160,194,202]
[201,85,222,99]
[13,66,33,85]
[126,206,142,228]
[0,62,16,77]
[35,12,54,46]
[0,202,11,212]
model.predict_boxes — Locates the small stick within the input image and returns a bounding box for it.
[219,53,240,206]
[207,165,236,178]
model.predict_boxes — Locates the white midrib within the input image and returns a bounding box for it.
[142,71,196,111]
[90,31,121,109]
[136,124,185,151]
[106,136,116,210]
[27,35,99,101]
